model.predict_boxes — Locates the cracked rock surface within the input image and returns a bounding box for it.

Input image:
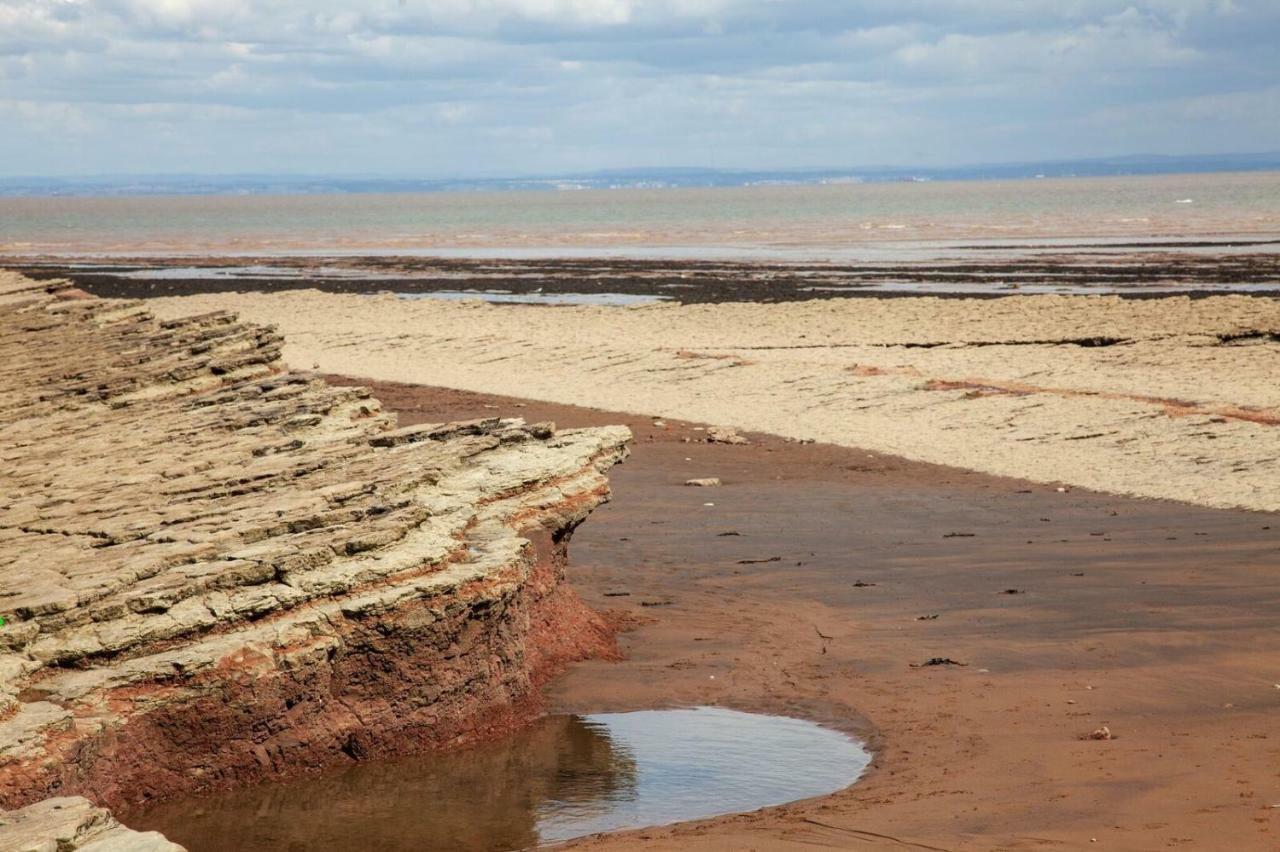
[149,288,1280,512]
[0,272,630,825]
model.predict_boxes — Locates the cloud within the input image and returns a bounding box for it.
[0,0,1276,175]
[892,11,1203,77]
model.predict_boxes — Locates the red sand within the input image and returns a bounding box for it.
[341,377,1280,852]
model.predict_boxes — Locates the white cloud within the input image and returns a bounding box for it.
[893,11,1202,77]
[0,0,1274,174]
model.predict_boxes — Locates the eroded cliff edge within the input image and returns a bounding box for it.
[0,272,631,817]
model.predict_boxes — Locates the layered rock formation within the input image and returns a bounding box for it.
[0,797,184,851]
[0,272,630,820]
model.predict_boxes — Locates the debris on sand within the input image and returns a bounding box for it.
[737,556,782,565]
[911,658,969,668]
[685,477,723,487]
[1085,726,1114,741]
[717,530,742,536]
[916,613,940,621]
[706,426,749,445]
[852,580,878,587]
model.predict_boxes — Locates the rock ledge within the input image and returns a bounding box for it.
[0,272,630,828]
[0,796,184,851]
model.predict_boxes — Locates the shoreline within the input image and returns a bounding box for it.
[9,246,1280,303]
[4,233,1280,263]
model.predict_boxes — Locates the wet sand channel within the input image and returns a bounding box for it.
[334,378,1280,851]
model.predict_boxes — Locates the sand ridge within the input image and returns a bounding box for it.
[149,290,1280,513]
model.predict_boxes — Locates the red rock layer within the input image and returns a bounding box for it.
[6,525,614,812]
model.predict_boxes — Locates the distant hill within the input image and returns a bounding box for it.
[3,152,1278,197]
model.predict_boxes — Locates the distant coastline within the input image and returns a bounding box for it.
[3,152,1280,198]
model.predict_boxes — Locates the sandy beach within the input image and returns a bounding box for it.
[131,277,1280,848]
[148,290,1280,512]
[3,256,1280,850]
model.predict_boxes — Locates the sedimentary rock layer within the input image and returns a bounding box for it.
[0,796,184,851]
[0,271,630,814]
[147,288,1280,512]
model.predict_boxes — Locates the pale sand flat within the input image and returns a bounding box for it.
[149,290,1280,512]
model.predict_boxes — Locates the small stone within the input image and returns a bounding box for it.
[706,426,748,445]
[685,478,722,487]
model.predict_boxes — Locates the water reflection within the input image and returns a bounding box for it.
[125,708,869,851]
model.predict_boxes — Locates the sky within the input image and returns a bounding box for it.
[1,0,1277,177]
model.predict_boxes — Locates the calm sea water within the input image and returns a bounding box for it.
[2,172,1278,258]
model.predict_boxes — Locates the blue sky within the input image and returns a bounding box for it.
[1,0,1276,176]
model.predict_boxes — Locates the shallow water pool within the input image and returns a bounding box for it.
[124,707,870,851]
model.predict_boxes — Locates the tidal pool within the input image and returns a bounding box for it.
[124,707,871,851]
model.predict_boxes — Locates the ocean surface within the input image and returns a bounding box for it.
[2,171,1279,259]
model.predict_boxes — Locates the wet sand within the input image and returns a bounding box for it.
[13,248,1280,302]
[336,378,1280,851]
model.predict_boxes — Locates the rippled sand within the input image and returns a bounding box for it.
[150,291,1280,512]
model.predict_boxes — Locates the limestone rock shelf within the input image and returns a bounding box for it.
[0,272,630,826]
[0,796,185,851]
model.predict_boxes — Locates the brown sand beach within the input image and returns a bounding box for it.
[339,380,1280,851]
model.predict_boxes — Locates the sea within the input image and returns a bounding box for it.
[1,171,1278,260]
